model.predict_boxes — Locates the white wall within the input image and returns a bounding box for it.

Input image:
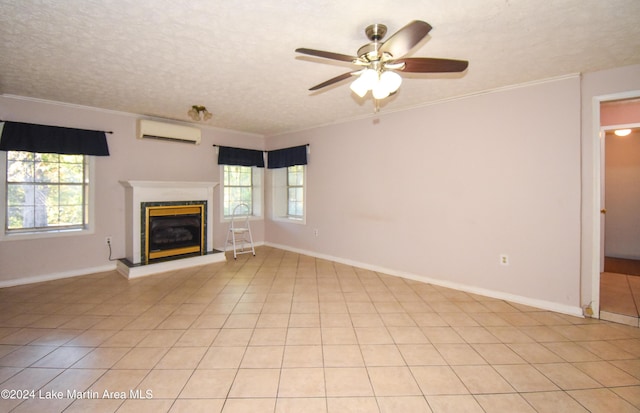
[0,96,264,285]
[266,76,583,314]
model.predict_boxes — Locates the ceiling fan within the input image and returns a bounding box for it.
[295,20,468,103]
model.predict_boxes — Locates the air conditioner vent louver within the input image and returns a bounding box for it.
[137,119,201,145]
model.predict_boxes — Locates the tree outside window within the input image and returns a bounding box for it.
[6,151,88,232]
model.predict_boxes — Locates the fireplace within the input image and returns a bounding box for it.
[143,202,205,263]
[118,180,225,279]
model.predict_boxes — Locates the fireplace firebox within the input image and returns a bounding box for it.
[143,203,206,263]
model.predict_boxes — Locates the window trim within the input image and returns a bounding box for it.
[271,165,306,225]
[286,165,304,219]
[0,151,96,241]
[220,165,263,222]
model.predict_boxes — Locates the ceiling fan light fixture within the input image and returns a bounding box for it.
[350,69,378,98]
[350,78,369,98]
[360,68,378,86]
[614,128,632,137]
[372,81,390,100]
[379,70,402,94]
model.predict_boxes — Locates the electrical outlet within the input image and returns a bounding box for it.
[105,236,112,246]
[499,254,509,266]
[313,228,319,237]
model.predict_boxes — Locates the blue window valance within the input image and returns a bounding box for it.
[215,144,309,168]
[0,121,110,156]
[217,145,265,167]
[267,145,308,169]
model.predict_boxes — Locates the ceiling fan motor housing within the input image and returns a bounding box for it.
[358,24,388,61]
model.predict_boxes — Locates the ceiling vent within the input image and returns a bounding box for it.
[137,119,201,145]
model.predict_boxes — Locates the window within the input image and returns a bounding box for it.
[287,165,304,218]
[272,165,305,222]
[4,151,89,234]
[222,165,262,218]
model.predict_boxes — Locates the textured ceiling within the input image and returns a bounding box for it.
[1,0,640,136]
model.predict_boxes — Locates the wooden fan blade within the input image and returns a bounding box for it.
[295,48,358,63]
[379,20,432,58]
[308,72,355,91]
[394,57,469,73]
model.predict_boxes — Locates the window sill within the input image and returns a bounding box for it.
[221,215,264,224]
[272,216,306,225]
[0,227,93,242]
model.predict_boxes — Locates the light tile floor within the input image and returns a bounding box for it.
[1,246,640,412]
[600,258,640,327]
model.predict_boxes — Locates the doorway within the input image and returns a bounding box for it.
[597,97,640,326]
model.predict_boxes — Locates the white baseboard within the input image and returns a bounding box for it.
[0,251,231,287]
[0,264,117,288]
[265,242,584,318]
[0,246,240,288]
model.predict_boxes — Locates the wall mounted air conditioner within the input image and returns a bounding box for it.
[137,119,201,145]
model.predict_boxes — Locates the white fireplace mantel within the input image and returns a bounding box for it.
[121,180,219,189]
[118,180,224,278]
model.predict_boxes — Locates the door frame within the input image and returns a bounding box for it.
[591,91,640,317]
[599,122,640,268]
